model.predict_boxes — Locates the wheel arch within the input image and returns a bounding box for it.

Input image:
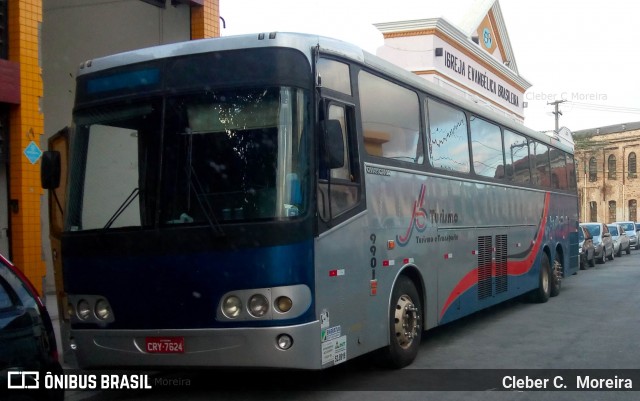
[392,265,426,329]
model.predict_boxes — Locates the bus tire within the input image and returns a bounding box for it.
[379,275,422,369]
[529,255,551,303]
[550,254,562,297]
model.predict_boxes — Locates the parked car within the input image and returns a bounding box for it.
[607,223,631,257]
[636,222,640,234]
[612,221,639,250]
[578,225,596,269]
[580,222,614,264]
[0,253,64,401]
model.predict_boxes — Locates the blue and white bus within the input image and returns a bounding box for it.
[42,32,578,370]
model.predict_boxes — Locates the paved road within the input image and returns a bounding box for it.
[59,250,640,400]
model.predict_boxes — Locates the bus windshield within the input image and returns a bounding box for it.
[66,87,310,232]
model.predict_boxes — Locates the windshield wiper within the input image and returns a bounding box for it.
[188,166,225,237]
[103,188,139,230]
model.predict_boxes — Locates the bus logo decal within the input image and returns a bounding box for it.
[397,185,428,246]
[396,184,460,247]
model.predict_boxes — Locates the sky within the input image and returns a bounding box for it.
[219,0,640,133]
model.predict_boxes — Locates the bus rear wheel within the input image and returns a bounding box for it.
[529,255,551,303]
[550,254,562,297]
[379,275,422,369]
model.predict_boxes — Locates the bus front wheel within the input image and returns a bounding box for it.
[380,275,422,369]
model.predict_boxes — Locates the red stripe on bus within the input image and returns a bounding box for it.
[439,193,550,320]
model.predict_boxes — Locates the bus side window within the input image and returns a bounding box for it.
[470,116,504,178]
[566,154,577,190]
[533,141,550,187]
[503,130,531,184]
[358,71,421,163]
[426,99,470,173]
[318,104,360,221]
[550,148,568,189]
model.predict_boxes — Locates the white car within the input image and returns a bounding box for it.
[612,221,638,250]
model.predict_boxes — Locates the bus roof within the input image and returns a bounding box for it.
[77,32,573,154]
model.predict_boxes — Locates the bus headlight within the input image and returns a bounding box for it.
[222,295,242,318]
[77,299,91,320]
[274,296,293,313]
[67,302,75,319]
[248,294,269,317]
[95,299,111,320]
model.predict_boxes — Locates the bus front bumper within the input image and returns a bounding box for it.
[70,321,323,370]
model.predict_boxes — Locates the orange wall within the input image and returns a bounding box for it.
[191,0,220,39]
[8,0,45,294]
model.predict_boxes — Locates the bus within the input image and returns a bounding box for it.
[41,32,578,370]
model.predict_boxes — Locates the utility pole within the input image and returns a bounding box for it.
[548,99,567,132]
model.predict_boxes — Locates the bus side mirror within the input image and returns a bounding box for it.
[41,150,61,190]
[321,119,344,169]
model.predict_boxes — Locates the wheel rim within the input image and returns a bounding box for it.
[393,294,419,349]
[541,265,549,294]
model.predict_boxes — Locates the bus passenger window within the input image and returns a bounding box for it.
[426,99,470,173]
[533,142,550,187]
[550,148,568,189]
[503,130,530,184]
[470,116,504,178]
[566,155,577,190]
[358,71,421,163]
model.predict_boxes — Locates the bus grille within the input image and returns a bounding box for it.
[495,234,508,294]
[477,236,492,300]
[478,234,508,300]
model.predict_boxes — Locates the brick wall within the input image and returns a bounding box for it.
[574,127,640,224]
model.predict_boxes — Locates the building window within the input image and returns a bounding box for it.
[588,157,597,182]
[630,199,637,222]
[608,155,616,179]
[629,152,637,178]
[589,201,597,222]
[609,201,616,222]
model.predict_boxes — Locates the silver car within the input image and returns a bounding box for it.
[580,222,615,264]
[607,223,631,257]
[613,221,638,250]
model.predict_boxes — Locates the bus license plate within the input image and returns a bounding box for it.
[145,337,184,353]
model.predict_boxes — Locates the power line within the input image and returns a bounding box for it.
[565,101,640,114]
